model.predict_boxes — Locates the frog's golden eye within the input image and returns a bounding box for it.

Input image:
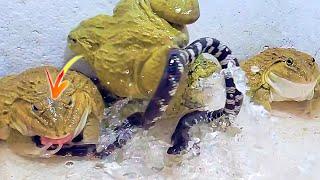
[68,35,77,44]
[31,105,40,113]
[286,58,294,66]
[67,98,74,107]
[71,38,77,43]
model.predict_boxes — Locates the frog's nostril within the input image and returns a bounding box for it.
[68,35,77,43]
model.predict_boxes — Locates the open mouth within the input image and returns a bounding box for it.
[32,108,90,157]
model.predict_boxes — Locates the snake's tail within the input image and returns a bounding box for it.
[167,37,244,155]
[167,109,224,155]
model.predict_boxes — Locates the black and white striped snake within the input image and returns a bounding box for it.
[56,37,244,157]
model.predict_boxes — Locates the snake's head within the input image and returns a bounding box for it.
[3,67,104,148]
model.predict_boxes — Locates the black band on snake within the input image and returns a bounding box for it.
[54,38,244,157]
[167,38,243,154]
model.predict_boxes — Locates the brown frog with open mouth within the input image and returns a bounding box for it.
[0,66,104,157]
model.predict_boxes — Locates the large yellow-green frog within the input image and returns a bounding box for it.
[241,48,320,113]
[0,66,104,157]
[68,0,199,99]
[67,0,243,155]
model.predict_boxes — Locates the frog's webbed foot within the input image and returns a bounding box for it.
[167,38,243,155]
[305,83,320,118]
[253,87,271,111]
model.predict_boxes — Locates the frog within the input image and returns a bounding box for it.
[67,0,243,156]
[0,66,105,157]
[67,0,198,99]
[240,48,320,114]
[183,54,219,109]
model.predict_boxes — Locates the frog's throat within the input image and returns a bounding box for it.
[41,107,90,142]
[266,72,317,102]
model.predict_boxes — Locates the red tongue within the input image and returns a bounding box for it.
[40,134,73,145]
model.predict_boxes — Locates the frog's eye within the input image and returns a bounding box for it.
[67,98,74,107]
[286,58,294,66]
[312,58,316,63]
[71,38,77,43]
[68,35,78,44]
[32,105,40,113]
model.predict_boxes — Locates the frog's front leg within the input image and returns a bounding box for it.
[0,125,10,140]
[306,82,320,117]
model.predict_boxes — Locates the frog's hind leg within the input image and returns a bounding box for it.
[97,38,243,158]
[167,38,243,154]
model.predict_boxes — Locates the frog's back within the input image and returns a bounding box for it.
[87,1,187,98]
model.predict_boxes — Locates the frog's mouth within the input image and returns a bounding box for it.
[35,108,90,157]
[266,72,317,101]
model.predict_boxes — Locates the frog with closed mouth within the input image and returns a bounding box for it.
[241,48,320,116]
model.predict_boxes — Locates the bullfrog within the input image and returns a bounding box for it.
[68,0,243,155]
[114,54,219,118]
[0,66,105,157]
[183,54,219,109]
[241,48,320,113]
[68,0,199,99]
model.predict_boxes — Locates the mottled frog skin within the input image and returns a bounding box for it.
[67,0,243,156]
[0,66,104,157]
[241,48,320,113]
[67,0,199,99]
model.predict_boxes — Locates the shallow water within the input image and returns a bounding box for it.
[1,73,320,180]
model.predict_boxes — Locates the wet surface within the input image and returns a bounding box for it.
[1,73,320,179]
